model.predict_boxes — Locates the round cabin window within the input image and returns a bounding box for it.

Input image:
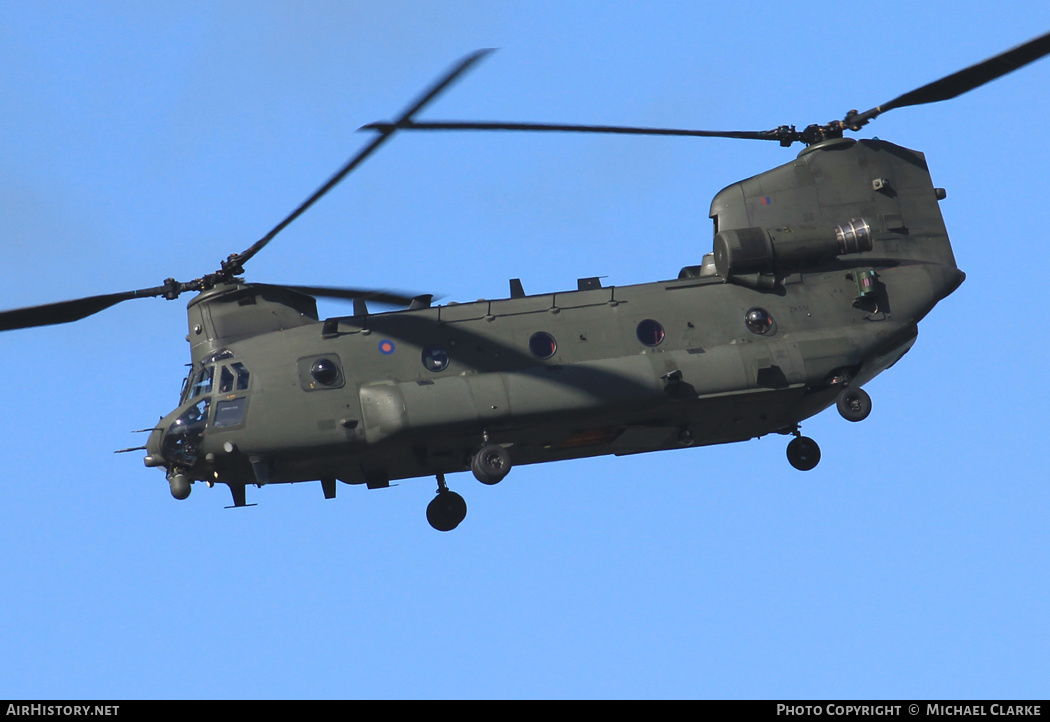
[311,358,341,385]
[422,346,450,372]
[636,319,665,347]
[745,308,774,335]
[529,332,557,360]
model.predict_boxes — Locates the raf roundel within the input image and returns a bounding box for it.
[378,340,396,355]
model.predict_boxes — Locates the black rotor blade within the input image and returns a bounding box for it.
[846,30,1050,127]
[0,285,172,332]
[264,284,429,307]
[3,52,490,334]
[231,49,494,272]
[362,119,782,142]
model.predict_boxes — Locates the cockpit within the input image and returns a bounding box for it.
[181,349,250,401]
[165,349,252,468]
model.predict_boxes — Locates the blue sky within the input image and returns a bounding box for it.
[1,1,1049,699]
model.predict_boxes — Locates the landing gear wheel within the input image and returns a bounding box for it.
[787,436,821,471]
[471,444,512,485]
[427,490,467,532]
[837,386,872,422]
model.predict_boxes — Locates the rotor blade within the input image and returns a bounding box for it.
[362,119,782,142]
[231,49,495,272]
[847,30,1050,127]
[262,284,431,307]
[0,286,171,332]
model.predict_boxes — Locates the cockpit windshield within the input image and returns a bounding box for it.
[179,350,249,405]
[219,363,250,393]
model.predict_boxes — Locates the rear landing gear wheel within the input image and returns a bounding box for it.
[787,436,821,471]
[471,444,511,485]
[837,386,872,422]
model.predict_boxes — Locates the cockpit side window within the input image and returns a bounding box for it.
[232,362,250,390]
[185,370,201,401]
[219,366,234,394]
[163,397,211,467]
[190,366,214,399]
[218,363,250,394]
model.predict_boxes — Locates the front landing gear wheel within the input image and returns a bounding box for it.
[472,444,511,485]
[427,490,467,531]
[787,436,821,471]
[837,386,872,422]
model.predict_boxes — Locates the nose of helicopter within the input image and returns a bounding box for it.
[143,421,168,469]
[143,401,181,465]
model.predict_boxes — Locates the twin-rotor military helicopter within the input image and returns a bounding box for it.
[4,33,1049,530]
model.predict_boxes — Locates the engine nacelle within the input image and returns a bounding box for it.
[713,219,871,278]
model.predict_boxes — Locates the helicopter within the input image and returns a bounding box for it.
[3,32,1049,531]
